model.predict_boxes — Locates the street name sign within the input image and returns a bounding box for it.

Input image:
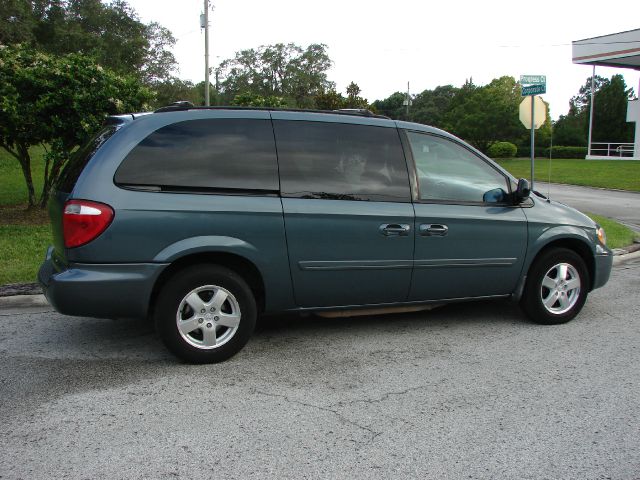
[520,75,546,84]
[522,84,546,96]
[520,74,546,96]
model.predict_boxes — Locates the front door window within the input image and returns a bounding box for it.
[407,132,510,204]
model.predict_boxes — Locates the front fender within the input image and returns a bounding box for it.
[512,225,597,301]
[527,225,596,266]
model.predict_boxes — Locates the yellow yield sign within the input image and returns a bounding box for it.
[519,96,546,129]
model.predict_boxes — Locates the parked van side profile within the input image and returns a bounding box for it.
[39,106,613,363]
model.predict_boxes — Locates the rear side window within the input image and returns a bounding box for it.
[115,119,278,192]
[56,126,118,193]
[274,120,410,202]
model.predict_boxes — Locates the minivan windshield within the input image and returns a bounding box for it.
[55,126,119,193]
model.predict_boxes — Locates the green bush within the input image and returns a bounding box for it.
[543,146,588,159]
[487,141,517,158]
[518,146,547,158]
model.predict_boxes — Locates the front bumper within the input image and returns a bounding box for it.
[38,246,167,319]
[592,249,613,290]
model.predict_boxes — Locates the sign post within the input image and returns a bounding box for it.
[520,75,546,191]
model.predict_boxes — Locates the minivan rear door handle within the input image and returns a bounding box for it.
[380,223,411,236]
[420,224,448,236]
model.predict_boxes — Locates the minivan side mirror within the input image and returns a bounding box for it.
[514,178,531,203]
[483,188,507,203]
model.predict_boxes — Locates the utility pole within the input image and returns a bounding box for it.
[203,0,210,106]
[403,81,412,119]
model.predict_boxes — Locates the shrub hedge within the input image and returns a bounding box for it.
[487,141,517,158]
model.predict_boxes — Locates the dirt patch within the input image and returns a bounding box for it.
[0,204,49,225]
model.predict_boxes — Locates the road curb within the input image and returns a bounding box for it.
[613,250,640,266]
[0,294,49,310]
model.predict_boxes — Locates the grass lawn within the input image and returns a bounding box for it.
[586,213,639,250]
[496,158,640,192]
[0,224,51,285]
[0,145,47,205]
[1,146,51,284]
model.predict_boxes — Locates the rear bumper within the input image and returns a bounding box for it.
[592,250,613,290]
[38,246,167,319]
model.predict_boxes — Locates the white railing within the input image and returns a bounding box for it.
[589,142,635,158]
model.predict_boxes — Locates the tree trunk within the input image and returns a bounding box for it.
[2,144,36,208]
[39,155,65,209]
[17,144,36,209]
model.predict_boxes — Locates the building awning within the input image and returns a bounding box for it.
[572,28,640,70]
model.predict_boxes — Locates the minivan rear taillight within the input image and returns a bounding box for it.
[63,200,114,248]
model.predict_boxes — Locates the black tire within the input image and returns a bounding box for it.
[155,264,257,363]
[520,248,590,325]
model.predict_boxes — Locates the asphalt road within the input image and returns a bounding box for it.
[1,258,639,479]
[536,182,640,232]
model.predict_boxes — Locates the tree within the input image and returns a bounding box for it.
[569,75,607,113]
[151,77,202,108]
[2,0,177,84]
[0,45,152,208]
[553,112,587,147]
[411,85,458,127]
[371,92,406,119]
[139,21,178,84]
[0,0,36,44]
[346,81,360,98]
[343,81,369,109]
[216,43,333,107]
[553,74,635,146]
[314,89,346,110]
[231,92,288,108]
[591,74,635,142]
[442,76,526,152]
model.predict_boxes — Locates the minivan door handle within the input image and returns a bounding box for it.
[379,223,411,236]
[420,224,448,236]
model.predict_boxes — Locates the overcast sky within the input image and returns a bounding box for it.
[127,0,639,120]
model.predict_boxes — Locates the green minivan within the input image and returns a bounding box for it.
[38,105,613,363]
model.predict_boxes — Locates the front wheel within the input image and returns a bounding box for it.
[155,265,257,363]
[520,248,590,325]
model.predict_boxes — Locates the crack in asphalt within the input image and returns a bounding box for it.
[330,384,433,408]
[251,389,382,446]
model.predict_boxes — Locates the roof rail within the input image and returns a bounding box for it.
[333,108,378,117]
[152,103,390,119]
[154,101,195,113]
[104,114,136,125]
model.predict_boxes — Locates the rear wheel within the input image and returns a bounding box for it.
[521,248,590,325]
[155,265,256,363]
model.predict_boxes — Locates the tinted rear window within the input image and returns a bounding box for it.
[56,126,118,193]
[274,120,410,202]
[114,119,278,192]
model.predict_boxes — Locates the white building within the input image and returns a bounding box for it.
[572,28,640,160]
